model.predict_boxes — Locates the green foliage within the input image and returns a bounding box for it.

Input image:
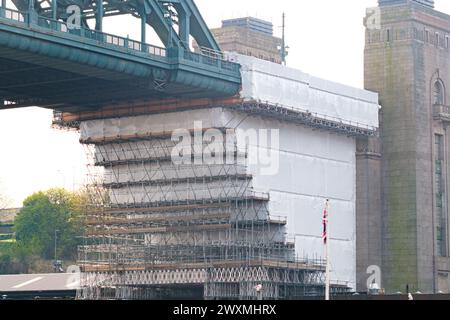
[0,241,34,274]
[0,241,11,252]
[14,188,85,261]
[0,242,14,273]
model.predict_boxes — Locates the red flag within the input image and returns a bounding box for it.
[323,200,329,245]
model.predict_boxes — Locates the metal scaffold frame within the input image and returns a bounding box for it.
[76,120,351,300]
[53,99,378,138]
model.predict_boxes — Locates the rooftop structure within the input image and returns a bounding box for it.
[210,17,283,64]
[222,17,274,36]
[0,208,20,224]
[378,0,434,8]
[0,208,19,241]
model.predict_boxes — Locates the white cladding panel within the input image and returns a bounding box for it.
[80,108,229,141]
[234,114,357,289]
[227,53,380,129]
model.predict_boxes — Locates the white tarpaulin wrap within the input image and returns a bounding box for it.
[81,108,361,289]
[80,108,229,141]
[229,113,357,288]
[108,180,254,204]
[227,53,380,129]
[80,54,381,290]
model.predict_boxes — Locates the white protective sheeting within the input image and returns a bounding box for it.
[145,227,285,245]
[227,53,380,129]
[80,108,230,142]
[104,163,247,185]
[229,112,357,289]
[81,108,359,288]
[108,179,254,205]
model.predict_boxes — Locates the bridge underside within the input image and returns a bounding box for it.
[0,49,233,112]
[0,51,162,111]
[0,7,241,112]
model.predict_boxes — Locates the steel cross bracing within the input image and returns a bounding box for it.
[77,266,350,299]
[9,0,219,50]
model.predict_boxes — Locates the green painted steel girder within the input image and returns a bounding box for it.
[9,0,221,51]
[0,6,241,111]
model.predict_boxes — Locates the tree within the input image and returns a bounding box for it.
[14,188,85,261]
[0,242,28,274]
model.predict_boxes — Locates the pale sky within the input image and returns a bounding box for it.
[1,0,450,207]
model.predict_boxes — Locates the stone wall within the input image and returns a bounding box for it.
[363,1,450,293]
[211,26,282,64]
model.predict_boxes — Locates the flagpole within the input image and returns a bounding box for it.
[325,235,330,300]
[324,199,331,301]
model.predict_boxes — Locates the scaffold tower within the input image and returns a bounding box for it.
[74,112,352,300]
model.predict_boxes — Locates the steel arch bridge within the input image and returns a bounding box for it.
[0,0,241,111]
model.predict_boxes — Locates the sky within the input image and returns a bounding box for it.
[1,0,450,207]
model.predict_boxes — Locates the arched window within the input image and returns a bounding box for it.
[434,80,445,105]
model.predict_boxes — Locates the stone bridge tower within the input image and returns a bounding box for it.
[361,0,450,293]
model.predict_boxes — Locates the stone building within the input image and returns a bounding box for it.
[359,0,450,293]
[210,17,283,64]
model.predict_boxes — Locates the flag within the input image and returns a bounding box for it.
[323,200,329,245]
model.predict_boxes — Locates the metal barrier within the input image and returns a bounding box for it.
[0,8,241,73]
[2,8,25,23]
[2,9,169,59]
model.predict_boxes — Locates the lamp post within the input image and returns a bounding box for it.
[54,229,59,262]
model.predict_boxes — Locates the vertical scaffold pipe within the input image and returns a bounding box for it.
[323,199,330,301]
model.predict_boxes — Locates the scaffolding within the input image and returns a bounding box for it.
[52,99,378,139]
[75,113,353,300]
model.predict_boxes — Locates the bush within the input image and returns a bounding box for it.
[0,242,13,273]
